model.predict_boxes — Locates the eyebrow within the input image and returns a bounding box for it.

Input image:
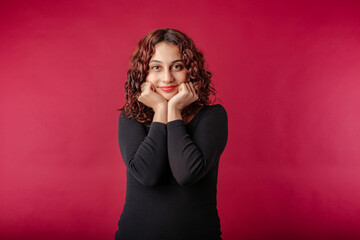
[149,59,183,64]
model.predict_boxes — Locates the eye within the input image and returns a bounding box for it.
[151,65,161,70]
[172,64,184,70]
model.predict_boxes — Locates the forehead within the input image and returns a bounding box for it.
[150,42,181,61]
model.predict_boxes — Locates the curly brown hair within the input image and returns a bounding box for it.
[119,28,216,125]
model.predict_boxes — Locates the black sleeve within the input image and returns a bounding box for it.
[118,113,168,187]
[167,105,228,186]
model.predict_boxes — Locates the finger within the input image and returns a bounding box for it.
[140,82,148,91]
[186,82,195,99]
[183,82,191,95]
[137,94,142,102]
[188,82,197,98]
[193,85,199,100]
[141,81,148,88]
[149,82,156,92]
[142,82,153,92]
[178,82,186,92]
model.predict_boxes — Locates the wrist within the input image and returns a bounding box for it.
[168,104,182,122]
[153,102,167,112]
[153,102,168,124]
[168,102,182,112]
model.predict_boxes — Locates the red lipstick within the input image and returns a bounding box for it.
[159,85,177,92]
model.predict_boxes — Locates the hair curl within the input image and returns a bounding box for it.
[119,28,216,126]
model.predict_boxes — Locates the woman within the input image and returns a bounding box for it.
[115,28,228,240]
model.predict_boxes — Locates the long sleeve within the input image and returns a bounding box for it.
[118,113,168,187]
[167,105,228,186]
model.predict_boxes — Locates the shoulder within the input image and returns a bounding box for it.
[119,110,132,122]
[202,104,227,118]
[194,104,228,127]
[119,110,141,122]
[118,110,149,127]
[206,104,226,112]
[193,104,228,137]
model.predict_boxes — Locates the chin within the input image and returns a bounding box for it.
[162,94,176,101]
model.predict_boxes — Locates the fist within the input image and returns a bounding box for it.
[168,82,198,111]
[138,82,167,110]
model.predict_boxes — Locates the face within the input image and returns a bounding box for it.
[146,42,188,101]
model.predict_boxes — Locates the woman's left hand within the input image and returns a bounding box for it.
[168,82,198,112]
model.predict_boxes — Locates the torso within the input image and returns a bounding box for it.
[183,105,203,125]
[116,104,226,240]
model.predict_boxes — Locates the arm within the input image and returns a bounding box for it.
[118,112,168,187]
[167,105,228,186]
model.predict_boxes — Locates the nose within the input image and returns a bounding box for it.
[162,69,174,83]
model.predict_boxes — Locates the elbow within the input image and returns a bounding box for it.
[176,179,193,187]
[173,172,198,187]
[134,172,163,187]
[128,158,164,187]
[171,157,209,187]
[134,167,164,187]
[139,176,161,187]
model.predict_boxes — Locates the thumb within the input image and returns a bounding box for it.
[178,83,185,92]
[150,83,155,92]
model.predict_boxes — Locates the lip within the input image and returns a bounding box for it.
[159,85,177,92]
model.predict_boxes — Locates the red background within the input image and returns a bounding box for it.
[1,0,360,239]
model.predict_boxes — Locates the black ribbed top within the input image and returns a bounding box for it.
[115,104,228,240]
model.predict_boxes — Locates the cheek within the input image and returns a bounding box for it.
[145,73,156,84]
[174,71,188,83]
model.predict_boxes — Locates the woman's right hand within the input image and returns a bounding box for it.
[138,82,167,111]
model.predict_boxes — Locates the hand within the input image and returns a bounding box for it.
[138,82,167,111]
[168,82,198,112]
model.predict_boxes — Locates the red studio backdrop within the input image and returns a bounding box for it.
[1,0,360,239]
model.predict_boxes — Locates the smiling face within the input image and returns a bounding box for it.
[145,42,188,101]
